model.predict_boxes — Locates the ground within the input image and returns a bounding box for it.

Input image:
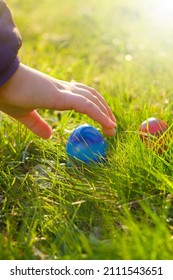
[0,0,172,259]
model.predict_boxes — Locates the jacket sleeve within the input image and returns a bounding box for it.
[0,0,22,87]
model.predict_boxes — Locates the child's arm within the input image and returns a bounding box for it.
[0,1,116,138]
[0,0,22,86]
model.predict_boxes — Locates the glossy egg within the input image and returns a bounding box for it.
[66,124,107,164]
[139,117,169,152]
[140,117,168,137]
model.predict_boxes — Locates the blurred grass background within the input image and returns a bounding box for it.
[0,0,172,259]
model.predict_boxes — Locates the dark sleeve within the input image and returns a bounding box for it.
[0,0,22,87]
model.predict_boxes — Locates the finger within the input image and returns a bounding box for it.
[73,87,110,119]
[72,83,116,122]
[102,126,116,137]
[17,110,52,139]
[62,92,116,129]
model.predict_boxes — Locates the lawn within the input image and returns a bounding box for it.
[0,0,172,259]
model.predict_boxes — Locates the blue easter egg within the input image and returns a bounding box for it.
[66,124,107,164]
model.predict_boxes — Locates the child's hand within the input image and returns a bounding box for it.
[0,64,116,139]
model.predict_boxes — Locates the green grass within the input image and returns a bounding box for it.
[0,0,173,259]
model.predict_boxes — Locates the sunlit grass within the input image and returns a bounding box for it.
[0,0,172,260]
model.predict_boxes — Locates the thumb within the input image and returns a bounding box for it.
[17,110,52,139]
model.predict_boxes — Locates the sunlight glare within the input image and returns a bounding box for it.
[151,0,173,23]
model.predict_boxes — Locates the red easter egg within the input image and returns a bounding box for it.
[139,117,169,152]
